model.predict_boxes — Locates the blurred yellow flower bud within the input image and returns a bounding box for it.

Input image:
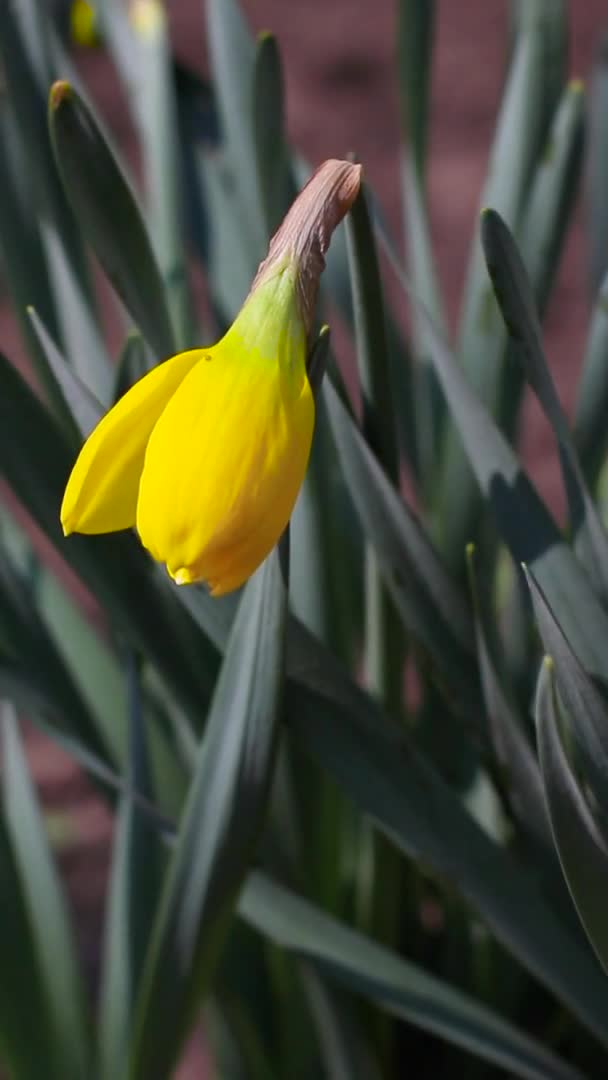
[70,0,100,47]
[61,159,362,594]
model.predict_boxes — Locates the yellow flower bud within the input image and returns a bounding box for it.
[61,159,361,594]
[70,0,100,48]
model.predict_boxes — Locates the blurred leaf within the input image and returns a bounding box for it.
[0,546,117,762]
[536,659,608,974]
[2,706,91,1076]
[241,872,583,1080]
[99,655,165,1080]
[519,80,585,314]
[345,185,402,711]
[396,0,435,180]
[27,305,101,441]
[397,0,445,489]
[130,550,287,1079]
[113,331,152,403]
[300,966,382,1080]
[481,207,608,599]
[0,102,66,417]
[252,32,294,238]
[206,0,265,263]
[128,0,194,350]
[574,263,608,490]
[0,0,110,400]
[525,570,608,823]
[291,330,362,660]
[49,79,176,358]
[0,813,54,1079]
[586,33,608,296]
[466,546,551,849]
[323,377,478,714]
[437,10,559,566]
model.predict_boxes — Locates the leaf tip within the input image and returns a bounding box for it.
[49,80,73,111]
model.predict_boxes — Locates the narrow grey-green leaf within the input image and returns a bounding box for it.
[0,813,54,1079]
[128,4,194,349]
[113,331,152,403]
[253,32,293,238]
[2,705,90,1078]
[206,0,265,262]
[437,13,554,564]
[99,655,165,1080]
[49,80,175,358]
[27,306,102,441]
[0,0,109,399]
[587,33,608,296]
[379,247,608,683]
[519,80,585,313]
[345,184,402,707]
[130,550,287,1079]
[481,207,608,598]
[178,582,608,1043]
[536,659,608,973]
[396,0,435,179]
[525,569,608,820]
[324,376,478,712]
[574,262,608,489]
[466,546,551,848]
[241,872,582,1080]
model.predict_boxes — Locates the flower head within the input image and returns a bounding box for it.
[61,158,361,595]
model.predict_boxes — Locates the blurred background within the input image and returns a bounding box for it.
[3,2,608,1076]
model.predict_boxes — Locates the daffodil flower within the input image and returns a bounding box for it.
[61,159,361,595]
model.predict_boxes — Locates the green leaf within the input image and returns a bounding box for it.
[586,33,608,296]
[481,207,608,599]
[252,32,294,238]
[0,0,109,400]
[525,570,608,821]
[241,872,583,1080]
[536,658,608,973]
[27,306,101,442]
[127,3,194,349]
[391,269,608,684]
[345,184,402,708]
[130,550,287,1079]
[0,813,54,1079]
[396,0,435,179]
[206,0,265,263]
[48,80,176,359]
[518,80,585,314]
[466,546,551,849]
[179,585,608,1044]
[113,331,152,403]
[2,706,91,1077]
[437,10,559,565]
[397,0,445,488]
[99,655,165,1080]
[574,262,608,489]
[323,377,478,713]
[0,102,65,416]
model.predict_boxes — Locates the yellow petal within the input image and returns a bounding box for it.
[136,269,314,593]
[61,349,201,535]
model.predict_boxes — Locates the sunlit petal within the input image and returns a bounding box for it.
[61,349,201,535]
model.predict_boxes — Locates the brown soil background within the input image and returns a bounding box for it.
[5,2,608,1076]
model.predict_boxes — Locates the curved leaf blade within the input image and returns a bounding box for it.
[536,659,608,973]
[241,872,582,1080]
[130,550,287,1079]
